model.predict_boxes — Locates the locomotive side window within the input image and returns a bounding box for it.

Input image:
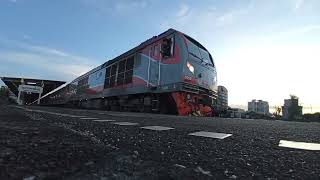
[126,56,134,70]
[104,66,111,88]
[106,67,111,77]
[104,56,134,88]
[117,60,126,85]
[117,72,125,85]
[111,64,117,76]
[118,60,126,73]
[161,37,174,58]
[104,77,110,88]
[110,75,116,87]
[110,63,118,87]
[125,70,133,84]
[125,56,134,84]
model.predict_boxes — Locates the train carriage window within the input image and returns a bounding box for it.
[126,56,134,70]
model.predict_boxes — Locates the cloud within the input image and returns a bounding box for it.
[114,1,147,12]
[82,0,148,15]
[0,39,98,81]
[0,51,92,77]
[27,45,69,57]
[216,1,254,27]
[216,12,234,26]
[161,1,254,33]
[176,4,190,18]
[22,34,32,40]
[293,0,304,11]
[287,24,320,34]
[0,38,70,57]
[160,3,215,33]
[260,24,320,43]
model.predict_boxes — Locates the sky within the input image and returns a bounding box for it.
[0,0,319,113]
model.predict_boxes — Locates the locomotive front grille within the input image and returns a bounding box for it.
[181,83,217,98]
[181,83,200,94]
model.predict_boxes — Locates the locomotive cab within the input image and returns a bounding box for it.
[171,33,218,116]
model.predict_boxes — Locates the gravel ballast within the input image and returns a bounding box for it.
[1,104,320,179]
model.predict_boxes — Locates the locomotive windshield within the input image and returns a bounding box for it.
[185,35,213,66]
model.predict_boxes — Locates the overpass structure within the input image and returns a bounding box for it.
[0,77,65,105]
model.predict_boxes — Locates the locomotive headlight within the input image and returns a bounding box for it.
[187,62,194,74]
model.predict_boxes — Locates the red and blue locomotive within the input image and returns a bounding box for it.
[42,29,218,116]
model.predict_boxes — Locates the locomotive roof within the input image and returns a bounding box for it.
[73,28,178,82]
[102,28,177,68]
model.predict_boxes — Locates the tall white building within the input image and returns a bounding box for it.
[248,99,269,115]
[217,85,228,111]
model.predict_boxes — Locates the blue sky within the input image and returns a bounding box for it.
[0,0,319,112]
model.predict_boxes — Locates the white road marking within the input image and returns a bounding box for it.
[112,122,139,126]
[80,117,99,120]
[279,140,320,151]
[69,115,87,118]
[93,120,116,122]
[141,126,174,131]
[188,131,232,139]
[108,113,143,117]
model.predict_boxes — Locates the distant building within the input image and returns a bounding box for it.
[217,86,228,111]
[282,98,303,119]
[1,77,65,105]
[229,108,245,118]
[248,99,269,115]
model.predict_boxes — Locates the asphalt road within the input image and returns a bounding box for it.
[1,104,320,180]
